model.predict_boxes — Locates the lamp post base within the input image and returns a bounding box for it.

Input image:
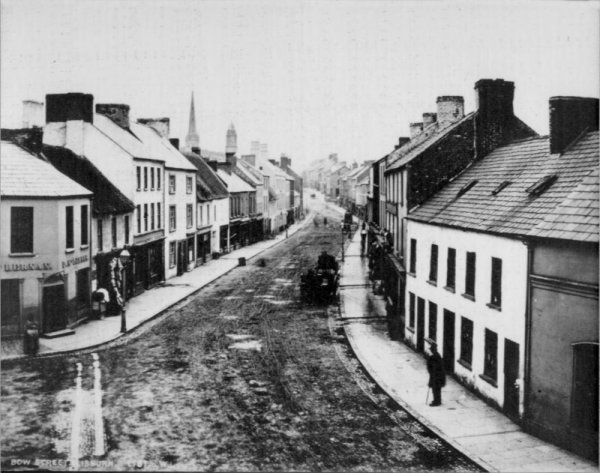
[120,309,127,333]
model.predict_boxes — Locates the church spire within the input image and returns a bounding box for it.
[226,122,237,156]
[185,92,200,152]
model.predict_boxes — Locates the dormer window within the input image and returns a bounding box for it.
[527,175,558,196]
[456,179,478,198]
[491,181,512,196]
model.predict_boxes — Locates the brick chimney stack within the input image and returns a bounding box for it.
[22,100,44,128]
[46,93,94,124]
[96,104,130,129]
[549,96,599,154]
[280,154,291,170]
[409,122,423,138]
[422,112,437,128]
[436,96,464,128]
[138,117,170,139]
[474,79,515,160]
[395,137,410,150]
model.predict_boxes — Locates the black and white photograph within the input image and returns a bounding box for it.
[1,0,598,471]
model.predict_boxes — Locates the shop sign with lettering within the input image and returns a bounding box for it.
[61,254,89,269]
[4,262,52,272]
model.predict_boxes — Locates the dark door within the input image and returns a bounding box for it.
[443,309,455,373]
[1,279,21,337]
[177,241,186,276]
[504,338,520,419]
[147,242,163,287]
[42,284,66,333]
[416,297,425,351]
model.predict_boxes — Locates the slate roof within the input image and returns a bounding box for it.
[236,159,263,185]
[529,166,598,242]
[182,151,229,202]
[1,141,92,198]
[41,145,136,215]
[217,169,255,193]
[387,113,474,172]
[408,131,599,242]
[130,122,196,171]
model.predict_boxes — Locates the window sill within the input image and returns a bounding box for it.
[479,373,498,388]
[407,271,416,278]
[65,248,75,254]
[461,293,475,302]
[169,190,175,195]
[457,359,472,371]
[80,245,89,250]
[144,188,148,192]
[426,279,437,287]
[9,252,36,258]
[136,188,141,192]
[406,326,415,334]
[424,336,437,346]
[486,302,502,312]
[444,286,455,293]
[169,229,176,233]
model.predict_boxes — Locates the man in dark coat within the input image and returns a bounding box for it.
[426,342,446,406]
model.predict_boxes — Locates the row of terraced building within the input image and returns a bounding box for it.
[363,79,598,461]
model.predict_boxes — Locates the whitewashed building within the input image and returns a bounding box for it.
[1,141,92,337]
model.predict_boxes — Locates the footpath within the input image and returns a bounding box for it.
[1,214,313,362]
[338,228,597,472]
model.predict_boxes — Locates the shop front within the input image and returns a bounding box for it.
[196,228,212,265]
[131,229,165,294]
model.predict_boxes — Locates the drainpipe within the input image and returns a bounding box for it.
[523,238,534,424]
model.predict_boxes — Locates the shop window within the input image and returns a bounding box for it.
[169,205,176,232]
[187,204,193,229]
[409,239,417,274]
[1,279,21,333]
[10,207,33,254]
[428,301,437,341]
[169,241,176,268]
[459,317,473,367]
[571,343,599,432]
[66,206,74,250]
[464,251,476,299]
[483,329,498,382]
[429,244,438,283]
[81,205,88,246]
[446,248,456,290]
[409,292,415,328]
[490,257,502,308]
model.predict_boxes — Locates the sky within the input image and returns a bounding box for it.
[1,0,598,172]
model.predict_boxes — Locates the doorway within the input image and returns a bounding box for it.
[177,241,186,276]
[443,309,456,373]
[416,297,425,352]
[1,279,21,337]
[42,283,66,333]
[504,338,520,419]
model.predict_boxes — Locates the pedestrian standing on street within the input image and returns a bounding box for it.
[426,341,445,406]
[360,224,367,255]
[323,216,328,227]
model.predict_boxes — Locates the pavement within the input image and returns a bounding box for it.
[338,227,598,473]
[1,214,313,361]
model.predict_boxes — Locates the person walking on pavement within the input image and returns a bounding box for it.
[360,223,367,256]
[426,341,445,406]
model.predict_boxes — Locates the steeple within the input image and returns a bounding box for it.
[185,92,200,152]
[225,122,237,157]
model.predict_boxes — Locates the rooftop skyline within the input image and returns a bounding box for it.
[1,0,598,172]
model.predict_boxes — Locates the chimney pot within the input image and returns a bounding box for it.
[22,100,44,128]
[96,103,130,129]
[46,93,94,124]
[549,96,599,154]
[138,117,170,139]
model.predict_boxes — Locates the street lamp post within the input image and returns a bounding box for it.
[119,248,131,334]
